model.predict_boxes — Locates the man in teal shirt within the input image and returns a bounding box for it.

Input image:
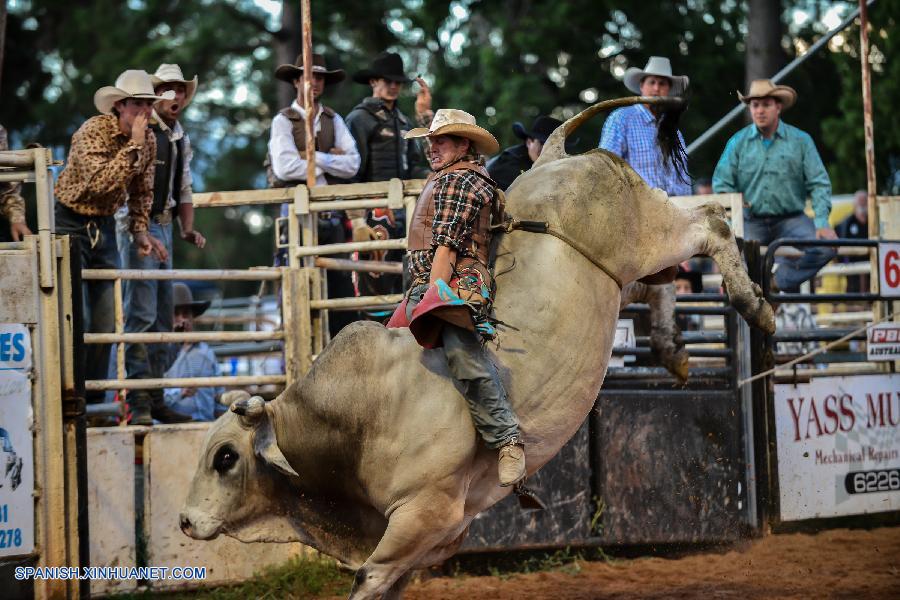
[713,79,836,293]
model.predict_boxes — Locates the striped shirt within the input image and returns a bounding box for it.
[599,104,691,196]
[163,342,224,422]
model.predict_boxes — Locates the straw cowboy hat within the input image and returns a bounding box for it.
[738,79,797,110]
[352,51,412,84]
[150,64,199,107]
[275,53,345,85]
[94,70,175,115]
[405,109,500,155]
[623,56,689,96]
[173,282,210,317]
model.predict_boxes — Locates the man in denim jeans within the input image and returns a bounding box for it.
[713,79,836,293]
[54,70,173,408]
[116,64,207,425]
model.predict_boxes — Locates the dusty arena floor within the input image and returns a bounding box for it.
[320,526,900,600]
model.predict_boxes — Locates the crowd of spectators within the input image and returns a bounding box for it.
[1,49,866,425]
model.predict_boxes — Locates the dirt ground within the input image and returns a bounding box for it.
[330,527,900,600]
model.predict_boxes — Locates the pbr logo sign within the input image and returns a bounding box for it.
[867,323,900,361]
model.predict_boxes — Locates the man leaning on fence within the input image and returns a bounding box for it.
[54,70,172,406]
[265,53,360,337]
[712,80,835,294]
[116,64,206,425]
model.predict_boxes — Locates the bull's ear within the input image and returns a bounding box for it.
[252,406,300,479]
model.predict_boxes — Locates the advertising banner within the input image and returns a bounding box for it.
[0,323,34,557]
[774,374,900,521]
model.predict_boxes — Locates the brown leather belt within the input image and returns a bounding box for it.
[151,209,172,225]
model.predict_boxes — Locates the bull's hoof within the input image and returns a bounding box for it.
[731,282,776,335]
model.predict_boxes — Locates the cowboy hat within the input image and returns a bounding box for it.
[352,51,412,84]
[405,109,500,155]
[737,79,797,109]
[512,115,563,143]
[94,70,175,115]
[150,64,199,107]
[623,56,689,96]
[173,282,211,317]
[275,53,345,85]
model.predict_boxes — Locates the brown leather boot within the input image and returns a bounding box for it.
[498,443,526,487]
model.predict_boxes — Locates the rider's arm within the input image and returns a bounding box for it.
[429,245,457,285]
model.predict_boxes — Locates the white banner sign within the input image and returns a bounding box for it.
[0,323,33,557]
[879,242,900,298]
[867,322,900,361]
[774,375,900,521]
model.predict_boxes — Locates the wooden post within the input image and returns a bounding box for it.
[301,0,315,187]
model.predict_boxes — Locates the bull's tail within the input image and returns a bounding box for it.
[535,96,690,185]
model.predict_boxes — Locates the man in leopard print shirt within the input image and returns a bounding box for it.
[54,70,174,407]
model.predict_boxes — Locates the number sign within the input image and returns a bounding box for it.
[879,242,900,298]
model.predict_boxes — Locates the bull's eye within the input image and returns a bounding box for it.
[213,446,239,474]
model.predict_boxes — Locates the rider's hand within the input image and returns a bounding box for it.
[414,76,433,122]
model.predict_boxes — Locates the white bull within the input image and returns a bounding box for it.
[180,97,775,599]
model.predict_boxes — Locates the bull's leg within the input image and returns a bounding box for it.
[348,493,464,600]
[382,571,414,600]
[692,205,775,334]
[620,281,689,383]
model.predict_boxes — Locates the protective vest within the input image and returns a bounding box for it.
[408,161,497,266]
[350,98,415,182]
[151,124,184,215]
[265,105,338,187]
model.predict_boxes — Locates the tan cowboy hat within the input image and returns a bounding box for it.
[738,79,797,109]
[405,109,500,155]
[623,56,689,96]
[94,70,175,115]
[150,64,199,107]
[173,282,210,317]
[275,53,345,85]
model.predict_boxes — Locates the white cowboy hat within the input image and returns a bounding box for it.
[405,109,500,155]
[93,70,175,115]
[623,56,689,96]
[150,63,199,107]
[737,79,797,110]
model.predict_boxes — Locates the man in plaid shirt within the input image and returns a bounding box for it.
[599,56,691,196]
[389,109,526,488]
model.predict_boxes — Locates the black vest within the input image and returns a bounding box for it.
[151,124,184,215]
[349,97,415,182]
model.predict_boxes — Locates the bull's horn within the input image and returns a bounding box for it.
[231,395,266,424]
[220,390,251,407]
[534,96,685,168]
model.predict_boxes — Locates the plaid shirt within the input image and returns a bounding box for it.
[408,167,494,282]
[599,104,691,196]
[55,115,155,233]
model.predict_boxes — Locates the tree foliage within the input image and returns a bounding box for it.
[2,0,896,277]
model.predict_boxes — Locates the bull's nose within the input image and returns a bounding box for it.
[179,514,193,536]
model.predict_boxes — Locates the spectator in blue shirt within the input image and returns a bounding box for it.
[599,56,691,196]
[713,79,836,293]
[163,283,224,422]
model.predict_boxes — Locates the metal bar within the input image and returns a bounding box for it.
[310,294,403,310]
[623,303,732,315]
[0,149,38,166]
[296,238,408,257]
[114,279,125,380]
[84,330,284,344]
[192,187,293,208]
[612,346,732,358]
[772,328,865,342]
[81,268,282,280]
[0,169,36,182]
[314,256,404,274]
[308,179,425,200]
[686,0,877,155]
[635,332,727,344]
[604,366,733,379]
[85,402,125,419]
[85,374,287,391]
[674,293,727,303]
[303,196,418,213]
[34,148,54,288]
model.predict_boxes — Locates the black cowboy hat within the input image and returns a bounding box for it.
[173,282,211,317]
[352,51,412,85]
[512,115,564,143]
[512,115,580,149]
[275,53,345,85]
